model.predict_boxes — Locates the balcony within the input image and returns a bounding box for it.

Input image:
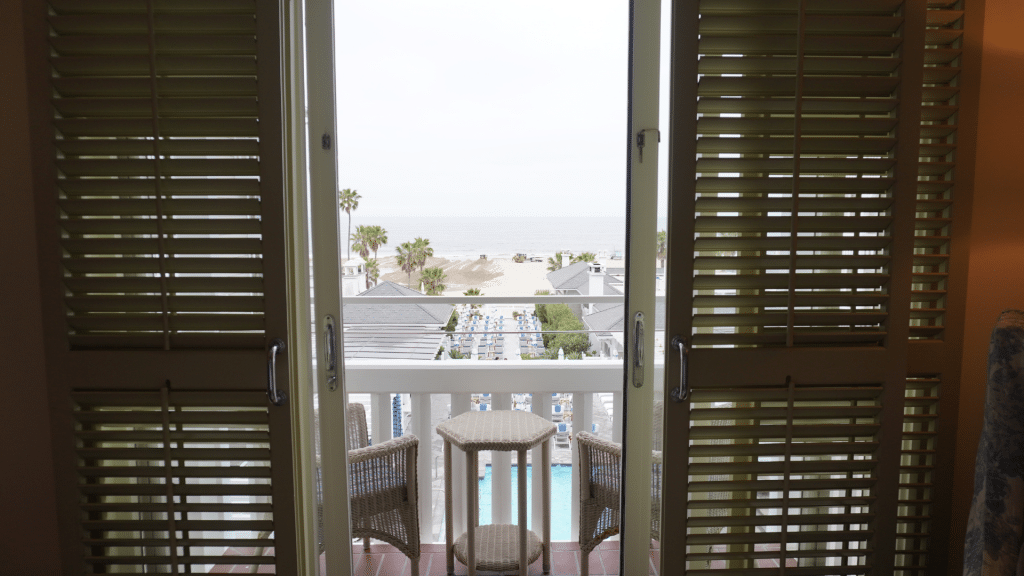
[325,294,665,547]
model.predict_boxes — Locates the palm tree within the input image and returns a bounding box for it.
[657,230,668,267]
[395,242,417,289]
[464,287,482,309]
[350,225,371,260]
[365,225,388,260]
[363,258,380,290]
[339,188,360,260]
[420,266,447,295]
[546,253,563,272]
[413,237,433,273]
[572,252,598,264]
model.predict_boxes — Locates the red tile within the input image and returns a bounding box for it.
[378,552,408,576]
[352,552,383,576]
[422,543,445,553]
[600,540,620,550]
[425,553,449,576]
[551,551,579,575]
[600,549,621,575]
[583,549,605,575]
[649,547,660,576]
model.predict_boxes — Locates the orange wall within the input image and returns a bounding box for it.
[950,0,1024,566]
[0,2,61,573]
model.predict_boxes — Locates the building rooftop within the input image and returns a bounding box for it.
[343,281,454,326]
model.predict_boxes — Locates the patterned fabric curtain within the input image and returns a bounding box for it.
[964,309,1024,576]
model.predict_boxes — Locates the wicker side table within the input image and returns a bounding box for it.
[436,410,556,576]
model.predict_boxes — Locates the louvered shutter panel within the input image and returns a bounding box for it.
[663,0,926,573]
[910,1,964,340]
[50,0,269,351]
[692,0,915,348]
[31,1,297,572]
[895,376,941,575]
[74,388,277,573]
[686,382,881,571]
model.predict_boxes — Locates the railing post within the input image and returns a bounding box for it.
[532,392,552,538]
[571,391,594,543]
[411,393,432,543]
[612,392,623,444]
[451,393,472,537]
[492,393,512,525]
[371,393,390,445]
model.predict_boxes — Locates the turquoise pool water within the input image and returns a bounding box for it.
[477,464,572,542]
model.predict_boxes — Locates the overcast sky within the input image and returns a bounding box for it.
[332,0,670,218]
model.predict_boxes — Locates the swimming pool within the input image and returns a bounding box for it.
[476,464,573,542]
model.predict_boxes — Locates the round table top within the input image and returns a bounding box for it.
[436,410,557,451]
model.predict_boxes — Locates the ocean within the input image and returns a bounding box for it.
[344,216,668,260]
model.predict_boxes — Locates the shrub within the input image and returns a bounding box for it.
[537,303,589,356]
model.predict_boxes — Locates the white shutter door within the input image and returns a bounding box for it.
[28,0,298,572]
[660,0,926,573]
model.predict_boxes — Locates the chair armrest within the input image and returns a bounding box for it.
[575,431,622,457]
[348,434,418,465]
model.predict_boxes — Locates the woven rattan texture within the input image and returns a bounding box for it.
[576,431,661,576]
[347,403,421,575]
[454,524,543,572]
[436,410,556,451]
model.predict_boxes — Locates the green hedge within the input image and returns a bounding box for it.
[535,303,589,357]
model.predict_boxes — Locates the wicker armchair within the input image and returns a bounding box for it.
[576,431,661,576]
[346,403,421,575]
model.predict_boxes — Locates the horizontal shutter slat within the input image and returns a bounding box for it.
[62,238,264,255]
[58,159,259,177]
[60,198,261,216]
[55,117,259,137]
[50,34,256,56]
[58,177,260,196]
[62,257,263,274]
[53,96,258,118]
[60,218,262,235]
[63,276,265,294]
[56,137,259,157]
[53,76,258,97]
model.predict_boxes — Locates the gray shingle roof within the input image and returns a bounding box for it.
[545,262,590,291]
[582,301,665,332]
[342,326,446,360]
[342,281,454,326]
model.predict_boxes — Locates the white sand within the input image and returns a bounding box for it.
[376,256,555,296]
[458,259,552,297]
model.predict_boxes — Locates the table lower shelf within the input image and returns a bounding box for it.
[453,524,543,572]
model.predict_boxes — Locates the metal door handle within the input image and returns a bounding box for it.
[324,315,338,392]
[633,312,644,388]
[670,336,690,402]
[267,338,287,406]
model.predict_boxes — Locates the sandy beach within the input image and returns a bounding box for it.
[377,256,557,296]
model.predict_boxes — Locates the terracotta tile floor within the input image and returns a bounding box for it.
[340,540,657,576]
[213,540,660,575]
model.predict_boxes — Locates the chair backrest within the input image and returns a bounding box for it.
[557,422,568,434]
[346,403,369,451]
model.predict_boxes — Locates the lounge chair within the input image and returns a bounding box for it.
[554,422,571,449]
[346,403,421,575]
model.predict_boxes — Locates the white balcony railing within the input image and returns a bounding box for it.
[330,293,666,544]
[343,359,666,543]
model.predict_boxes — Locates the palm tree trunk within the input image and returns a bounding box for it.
[346,214,352,261]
